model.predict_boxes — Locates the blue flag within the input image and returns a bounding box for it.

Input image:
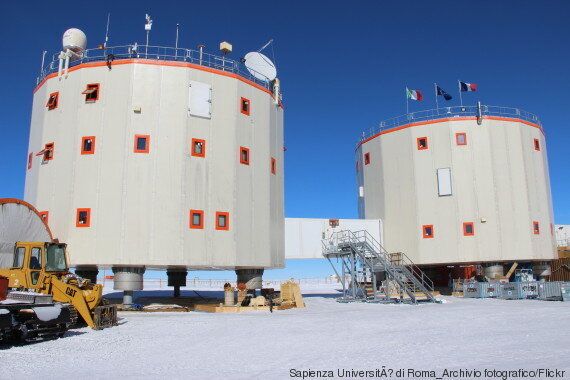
[436,85,453,101]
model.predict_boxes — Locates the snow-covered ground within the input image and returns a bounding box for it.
[1,284,569,380]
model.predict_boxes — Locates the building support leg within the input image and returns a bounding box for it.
[236,269,264,290]
[75,266,99,284]
[167,268,187,298]
[112,266,145,306]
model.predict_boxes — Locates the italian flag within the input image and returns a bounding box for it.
[406,87,423,101]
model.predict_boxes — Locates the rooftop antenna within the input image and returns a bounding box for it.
[104,13,111,48]
[175,23,180,59]
[258,39,273,53]
[145,13,153,57]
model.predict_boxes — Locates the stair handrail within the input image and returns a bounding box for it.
[340,230,419,301]
[355,229,434,292]
[322,229,436,303]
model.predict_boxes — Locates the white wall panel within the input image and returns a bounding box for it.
[358,117,557,265]
[25,61,284,270]
[284,218,383,259]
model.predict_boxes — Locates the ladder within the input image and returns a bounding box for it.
[322,230,438,304]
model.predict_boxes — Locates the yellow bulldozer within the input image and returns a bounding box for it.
[0,199,116,329]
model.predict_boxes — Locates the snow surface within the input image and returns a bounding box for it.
[32,304,62,322]
[1,284,569,380]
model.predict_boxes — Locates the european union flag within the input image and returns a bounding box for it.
[436,85,453,101]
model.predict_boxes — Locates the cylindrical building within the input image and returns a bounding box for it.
[356,105,557,270]
[24,33,284,291]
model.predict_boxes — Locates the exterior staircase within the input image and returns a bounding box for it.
[322,229,438,304]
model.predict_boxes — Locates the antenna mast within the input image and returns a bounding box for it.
[104,13,111,48]
[258,39,273,53]
[145,14,153,57]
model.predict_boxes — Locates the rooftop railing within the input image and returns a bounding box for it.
[38,44,272,89]
[360,105,542,143]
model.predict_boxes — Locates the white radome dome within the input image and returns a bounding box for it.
[62,28,87,53]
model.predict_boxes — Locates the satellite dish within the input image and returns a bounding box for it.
[244,52,277,82]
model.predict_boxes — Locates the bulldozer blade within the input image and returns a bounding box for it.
[93,304,118,330]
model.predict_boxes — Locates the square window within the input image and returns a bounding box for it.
[271,157,276,175]
[534,138,540,151]
[82,83,100,102]
[533,221,540,235]
[81,136,96,155]
[28,152,33,169]
[37,142,54,161]
[189,210,204,229]
[134,135,150,153]
[39,211,49,224]
[456,133,467,146]
[76,208,91,227]
[46,92,59,110]
[240,97,250,116]
[364,152,371,165]
[422,224,434,239]
[191,139,206,158]
[417,137,428,150]
[463,222,474,236]
[216,211,230,231]
[240,146,250,165]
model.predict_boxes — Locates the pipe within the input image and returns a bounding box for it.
[57,53,64,78]
[64,51,70,77]
[198,44,204,66]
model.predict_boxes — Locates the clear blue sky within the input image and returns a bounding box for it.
[2,1,569,279]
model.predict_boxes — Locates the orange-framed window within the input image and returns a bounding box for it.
[82,83,100,102]
[271,157,276,175]
[364,152,371,165]
[417,137,428,150]
[240,146,250,165]
[463,222,475,236]
[36,142,54,161]
[81,136,96,155]
[39,211,49,224]
[422,225,434,239]
[533,221,540,235]
[215,211,230,231]
[456,133,467,146]
[27,152,33,170]
[240,97,251,116]
[189,209,204,229]
[134,135,150,153]
[534,138,540,151]
[46,92,59,110]
[191,138,206,158]
[76,208,91,227]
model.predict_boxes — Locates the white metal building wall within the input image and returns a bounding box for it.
[25,60,284,270]
[356,117,557,265]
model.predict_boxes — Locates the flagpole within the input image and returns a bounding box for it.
[405,87,409,114]
[434,83,439,113]
[458,80,463,107]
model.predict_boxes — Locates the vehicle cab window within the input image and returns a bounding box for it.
[30,247,42,285]
[12,247,25,268]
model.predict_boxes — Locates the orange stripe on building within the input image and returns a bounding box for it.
[357,116,543,149]
[33,59,284,108]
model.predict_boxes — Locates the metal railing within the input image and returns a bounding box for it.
[323,229,437,303]
[360,105,542,143]
[38,44,272,89]
[557,239,569,248]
